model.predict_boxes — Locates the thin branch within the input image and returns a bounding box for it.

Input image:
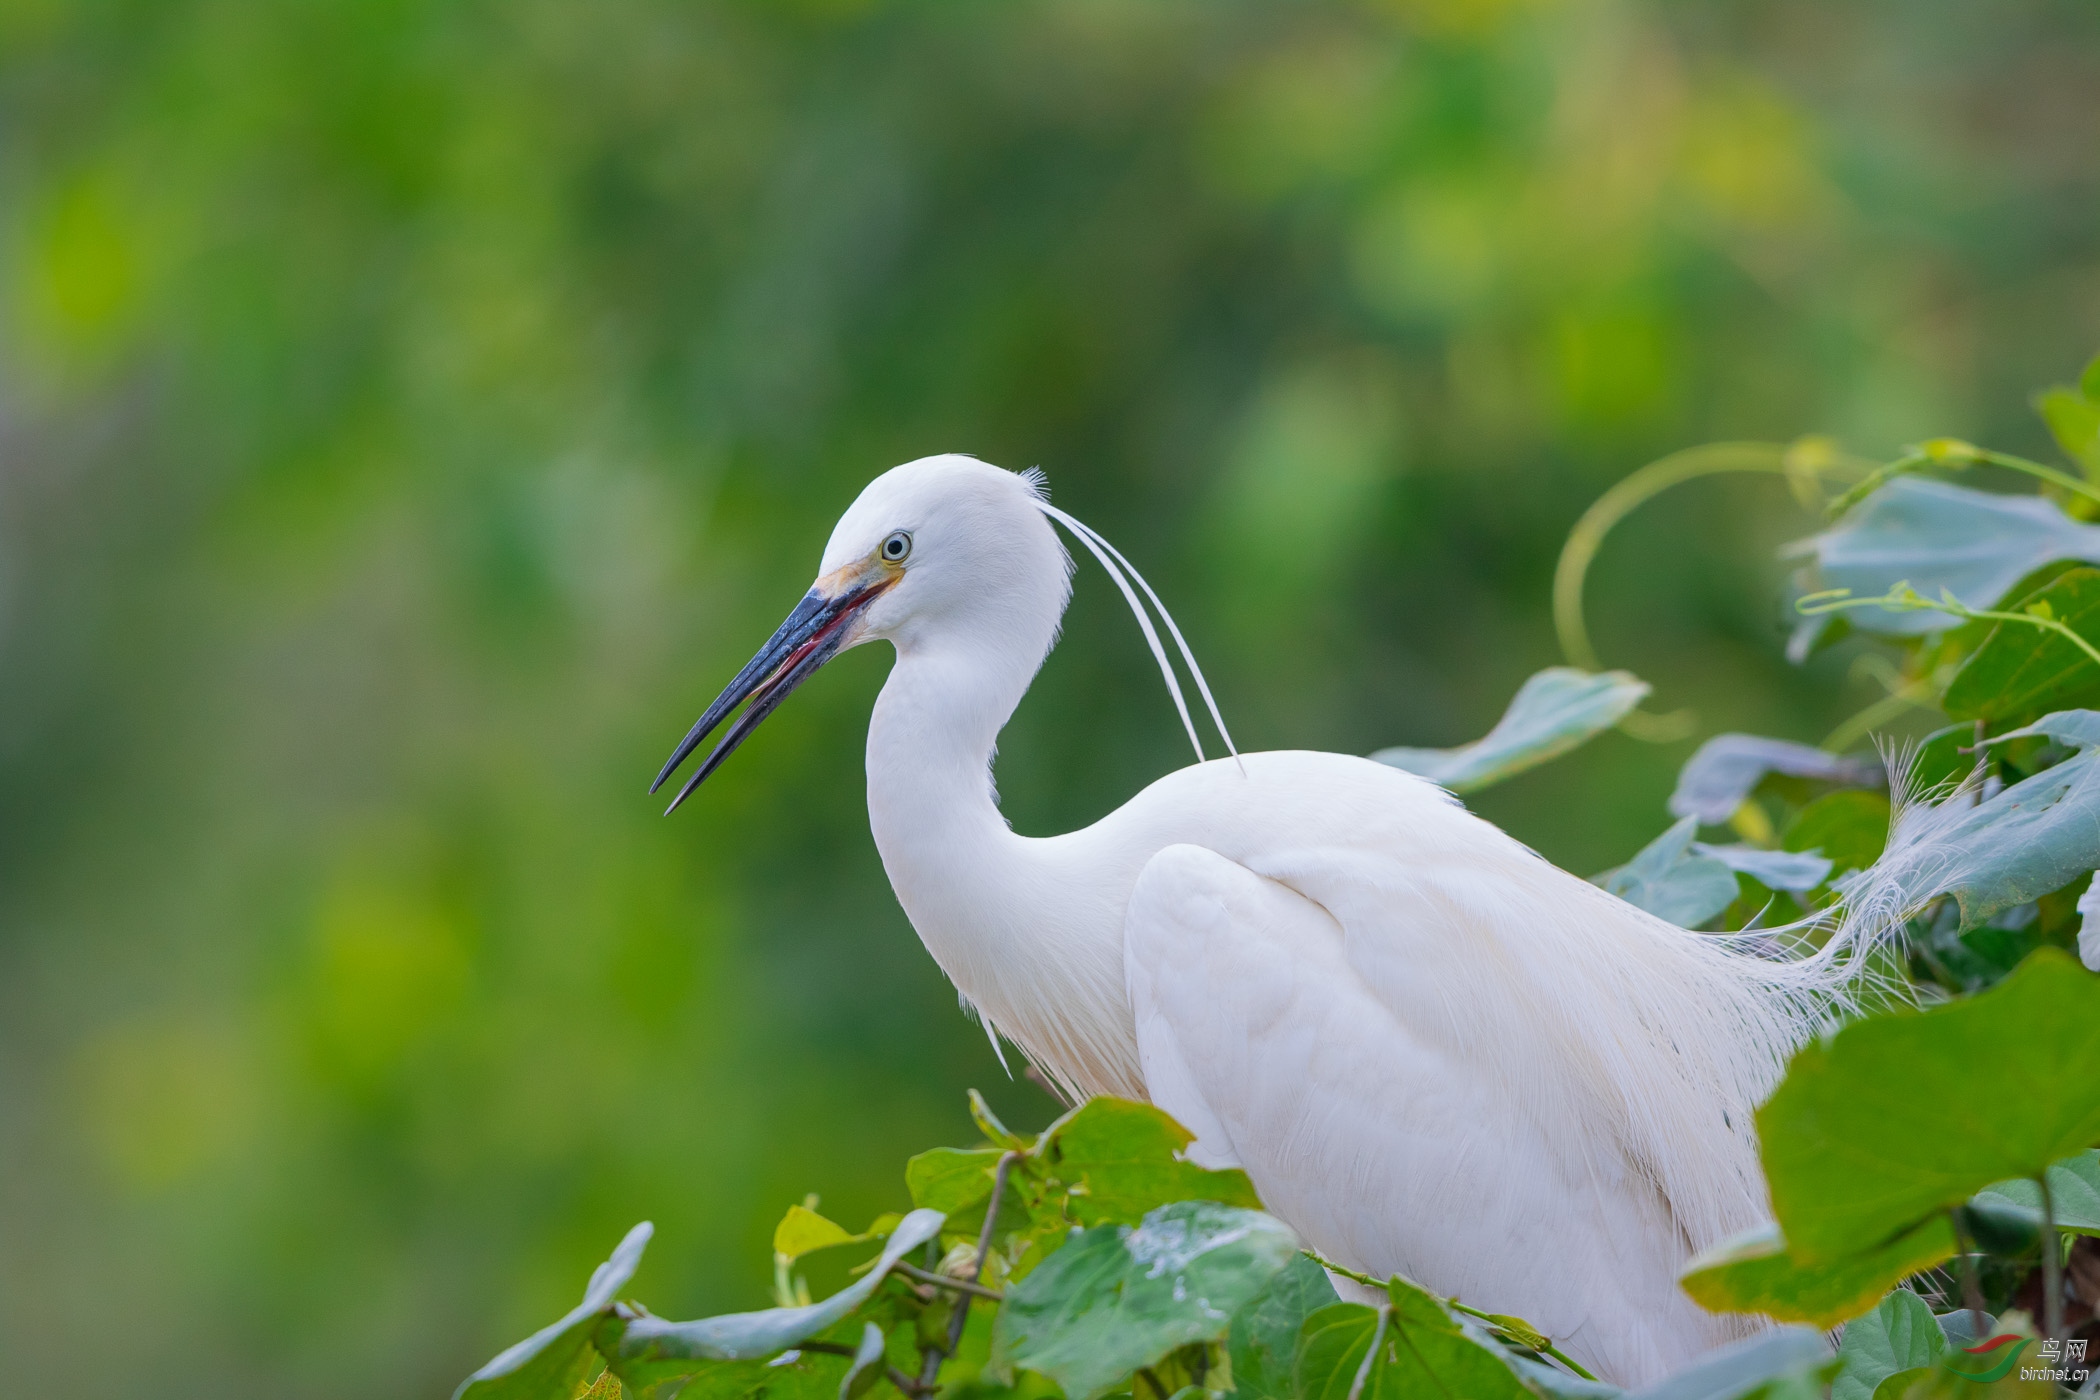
[894,1261,1004,1302]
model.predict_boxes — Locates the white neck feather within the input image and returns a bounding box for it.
[864,630,1145,1101]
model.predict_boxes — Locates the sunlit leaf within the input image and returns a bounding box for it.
[1594,816,1740,928]
[607,1210,946,1396]
[1037,1098,1262,1227]
[454,1222,654,1400]
[1372,667,1649,793]
[1832,1290,1944,1400]
[988,1201,1298,1400]
[1225,1251,1340,1400]
[1677,1219,1955,1329]
[1668,735,1880,824]
[1787,479,2100,635]
[774,1206,867,1262]
[1943,569,2100,727]
[1759,950,2100,1263]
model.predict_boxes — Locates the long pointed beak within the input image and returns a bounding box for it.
[651,573,893,814]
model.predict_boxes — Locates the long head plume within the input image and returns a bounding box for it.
[1026,480,1241,772]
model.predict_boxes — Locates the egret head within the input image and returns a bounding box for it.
[652,455,1070,811]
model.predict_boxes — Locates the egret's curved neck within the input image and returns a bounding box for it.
[865,628,1142,1099]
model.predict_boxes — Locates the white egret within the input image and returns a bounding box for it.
[653,455,1857,1385]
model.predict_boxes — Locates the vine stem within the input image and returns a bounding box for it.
[894,1262,1004,1301]
[1827,440,2100,518]
[2040,1172,2065,1342]
[1551,439,1868,740]
[1797,584,2100,670]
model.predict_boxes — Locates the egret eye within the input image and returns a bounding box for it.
[881,531,912,563]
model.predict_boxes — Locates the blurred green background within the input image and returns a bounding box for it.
[1,0,2096,1393]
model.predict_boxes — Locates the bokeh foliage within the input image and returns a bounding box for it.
[1,0,2097,1395]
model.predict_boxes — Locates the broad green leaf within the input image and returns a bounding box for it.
[1291,1282,1533,1400]
[2036,385,2100,479]
[1787,478,2100,636]
[908,1147,1010,1214]
[1832,1291,1945,1400]
[1695,844,1832,896]
[608,1210,945,1396]
[1037,1098,1262,1226]
[1668,735,1881,824]
[1782,792,1889,878]
[773,1206,866,1262]
[453,1222,653,1400]
[988,1201,1298,1400]
[1595,816,1740,928]
[1759,950,2100,1263]
[1677,1219,1955,1329]
[1862,712,2100,930]
[1622,1327,1830,1400]
[1971,1148,2100,1237]
[1372,667,1649,793]
[1943,569,2100,726]
[1885,1321,2057,1399]
[1225,1252,1340,1400]
[576,1369,623,1400]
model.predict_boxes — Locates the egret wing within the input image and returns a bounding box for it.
[1123,842,1742,1386]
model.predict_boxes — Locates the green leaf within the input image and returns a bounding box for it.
[1790,478,2100,635]
[1291,1282,1533,1400]
[453,1222,653,1400]
[1943,569,2100,726]
[773,1206,867,1262]
[1759,949,2100,1264]
[1371,667,1649,793]
[1781,792,1890,879]
[1038,1098,1262,1226]
[908,1148,1011,1214]
[1907,728,1977,800]
[1226,1252,1341,1400]
[1668,734,1880,825]
[1678,1219,1956,1329]
[1971,1148,2100,1237]
[2036,386,2100,479]
[2083,353,2100,405]
[988,1201,1298,1400]
[1833,1290,1945,1400]
[1594,816,1741,928]
[608,1210,946,1397]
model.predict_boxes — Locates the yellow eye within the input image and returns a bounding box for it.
[881,531,912,563]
